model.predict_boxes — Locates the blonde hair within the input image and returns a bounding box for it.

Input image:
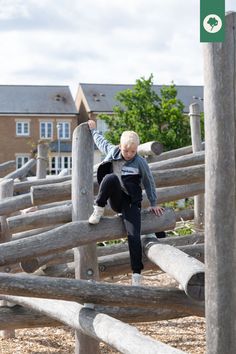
[120,131,140,146]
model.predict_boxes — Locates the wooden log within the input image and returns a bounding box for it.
[14,175,71,194]
[143,234,204,301]
[0,160,15,172]
[0,304,202,330]
[0,193,32,216]
[137,141,163,156]
[156,183,204,204]
[72,123,99,352]
[0,273,203,314]
[148,142,205,163]
[7,188,195,234]
[0,208,176,266]
[0,178,15,338]
[12,225,58,241]
[28,182,203,219]
[7,204,72,233]
[152,164,204,187]
[20,233,204,274]
[36,143,48,179]
[175,208,194,221]
[204,12,236,354]
[31,180,71,205]
[189,103,204,231]
[149,151,205,171]
[0,295,186,354]
[43,244,204,280]
[3,159,36,181]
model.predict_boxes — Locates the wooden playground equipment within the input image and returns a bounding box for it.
[0,12,235,353]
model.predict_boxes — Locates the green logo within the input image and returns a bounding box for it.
[200,0,225,42]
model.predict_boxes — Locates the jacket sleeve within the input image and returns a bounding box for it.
[90,129,115,155]
[139,157,157,207]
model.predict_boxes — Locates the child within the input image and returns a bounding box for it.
[87,120,164,286]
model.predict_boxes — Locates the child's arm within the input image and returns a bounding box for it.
[88,120,115,155]
[140,157,164,216]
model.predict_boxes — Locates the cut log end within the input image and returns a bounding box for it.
[20,259,40,273]
[186,272,205,302]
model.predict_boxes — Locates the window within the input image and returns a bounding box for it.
[16,155,29,169]
[57,122,70,139]
[49,156,72,175]
[16,121,30,136]
[40,122,53,139]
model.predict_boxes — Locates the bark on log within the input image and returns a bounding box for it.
[147,143,205,163]
[31,181,71,205]
[189,102,205,231]
[7,194,194,235]
[14,175,71,194]
[0,295,186,354]
[0,160,16,172]
[0,208,176,266]
[0,193,32,216]
[7,204,72,233]
[31,165,204,206]
[20,233,204,274]
[137,141,163,156]
[36,143,48,179]
[3,159,36,181]
[0,273,203,314]
[152,164,204,187]
[72,123,99,352]
[0,178,15,338]
[149,151,205,171]
[0,304,202,330]
[204,12,236,354]
[142,235,205,301]
[26,182,203,223]
[43,243,204,280]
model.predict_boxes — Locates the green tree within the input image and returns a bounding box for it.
[98,74,192,151]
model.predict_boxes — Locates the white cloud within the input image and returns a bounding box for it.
[0,0,235,98]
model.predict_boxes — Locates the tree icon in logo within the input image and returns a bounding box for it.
[207,17,218,31]
[203,14,222,33]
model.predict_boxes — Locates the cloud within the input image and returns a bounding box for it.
[0,0,235,99]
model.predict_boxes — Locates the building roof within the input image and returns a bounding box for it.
[0,85,78,115]
[79,83,204,113]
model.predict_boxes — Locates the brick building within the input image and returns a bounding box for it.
[0,85,78,174]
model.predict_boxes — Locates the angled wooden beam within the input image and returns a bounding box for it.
[0,208,176,266]
[0,295,186,354]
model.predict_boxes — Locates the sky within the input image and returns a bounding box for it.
[0,0,235,99]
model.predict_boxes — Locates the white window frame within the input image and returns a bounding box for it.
[57,122,71,139]
[40,121,53,139]
[49,155,72,175]
[16,121,30,136]
[16,155,30,169]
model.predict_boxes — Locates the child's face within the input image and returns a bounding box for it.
[120,143,138,161]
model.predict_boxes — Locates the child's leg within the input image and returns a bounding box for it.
[122,202,143,274]
[96,173,123,211]
[89,174,123,224]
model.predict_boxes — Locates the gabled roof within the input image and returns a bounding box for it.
[78,83,204,113]
[0,85,77,115]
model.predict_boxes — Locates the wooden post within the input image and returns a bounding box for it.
[0,178,15,338]
[72,123,99,353]
[204,12,236,354]
[189,103,204,231]
[36,143,49,179]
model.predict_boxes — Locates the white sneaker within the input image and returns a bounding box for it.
[132,273,143,286]
[88,205,105,224]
